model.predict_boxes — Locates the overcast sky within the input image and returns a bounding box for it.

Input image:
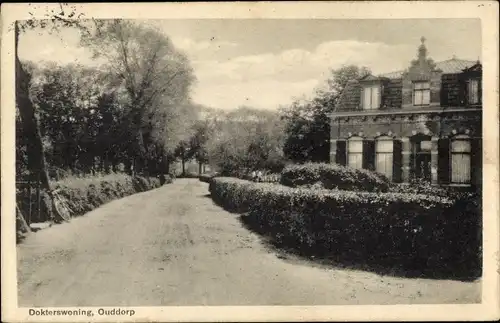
[19,19,481,111]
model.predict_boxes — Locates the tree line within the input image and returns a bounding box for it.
[17,19,199,181]
[16,12,370,186]
[182,65,370,177]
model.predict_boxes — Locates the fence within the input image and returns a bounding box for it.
[16,180,43,225]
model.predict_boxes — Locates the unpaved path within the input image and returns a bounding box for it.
[17,179,480,306]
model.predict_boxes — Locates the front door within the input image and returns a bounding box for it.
[412,139,432,182]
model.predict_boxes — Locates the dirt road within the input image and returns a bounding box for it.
[17,179,480,306]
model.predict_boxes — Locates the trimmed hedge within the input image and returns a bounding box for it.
[53,175,162,219]
[199,174,214,183]
[210,177,481,278]
[177,172,200,179]
[280,163,390,192]
[16,174,165,226]
[390,180,479,200]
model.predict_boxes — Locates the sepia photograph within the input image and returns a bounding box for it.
[1,2,499,322]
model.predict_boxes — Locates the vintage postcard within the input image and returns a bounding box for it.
[1,2,499,322]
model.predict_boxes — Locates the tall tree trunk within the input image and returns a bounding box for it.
[130,110,147,176]
[198,162,202,175]
[16,203,31,234]
[15,22,64,223]
[181,157,186,175]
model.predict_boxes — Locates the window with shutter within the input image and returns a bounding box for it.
[413,81,430,106]
[375,137,393,180]
[363,85,381,110]
[348,137,363,169]
[451,136,471,184]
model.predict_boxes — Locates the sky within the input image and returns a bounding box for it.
[18,19,481,111]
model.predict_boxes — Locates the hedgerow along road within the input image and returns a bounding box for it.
[17,179,480,306]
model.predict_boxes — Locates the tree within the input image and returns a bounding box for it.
[15,22,52,197]
[188,118,212,174]
[14,5,98,223]
[27,62,135,176]
[205,106,286,176]
[81,20,196,175]
[281,65,371,162]
[174,140,192,176]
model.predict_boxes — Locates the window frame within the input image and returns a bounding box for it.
[375,136,394,180]
[347,136,364,170]
[450,135,472,184]
[412,81,431,106]
[362,84,381,110]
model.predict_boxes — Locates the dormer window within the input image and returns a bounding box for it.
[362,85,380,110]
[468,78,480,105]
[413,81,430,106]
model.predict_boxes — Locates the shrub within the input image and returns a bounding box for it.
[16,174,163,228]
[209,177,481,277]
[199,174,214,183]
[132,176,150,192]
[280,162,390,192]
[390,179,479,201]
[54,175,161,218]
[164,174,174,184]
[177,172,200,179]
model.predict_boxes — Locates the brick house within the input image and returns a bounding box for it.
[329,37,482,188]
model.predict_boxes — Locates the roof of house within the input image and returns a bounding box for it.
[334,58,480,112]
[379,58,478,79]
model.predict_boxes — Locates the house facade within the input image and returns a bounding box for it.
[330,37,482,188]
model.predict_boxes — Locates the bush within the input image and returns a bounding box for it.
[158,174,173,185]
[16,174,164,227]
[390,179,479,200]
[55,174,161,218]
[280,162,390,192]
[176,172,200,179]
[209,177,481,278]
[199,174,214,183]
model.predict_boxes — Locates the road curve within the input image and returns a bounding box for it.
[17,179,480,306]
